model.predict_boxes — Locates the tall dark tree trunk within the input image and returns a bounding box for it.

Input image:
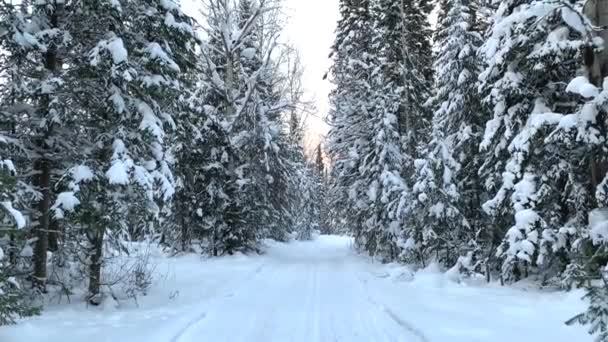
[88,226,104,305]
[33,2,61,292]
[585,0,608,204]
[33,158,51,292]
[48,218,59,252]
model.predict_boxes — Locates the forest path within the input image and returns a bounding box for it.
[0,235,590,342]
[172,235,428,342]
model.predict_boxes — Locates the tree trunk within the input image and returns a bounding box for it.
[180,217,188,252]
[585,0,608,76]
[584,0,608,203]
[33,158,50,292]
[48,218,59,252]
[87,226,104,305]
[32,1,62,293]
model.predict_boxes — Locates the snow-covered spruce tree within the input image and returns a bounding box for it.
[294,164,320,241]
[169,80,221,253]
[281,50,321,241]
[405,0,485,269]
[413,0,435,84]
[164,30,216,252]
[49,0,198,304]
[197,0,255,254]
[327,0,434,259]
[561,75,608,342]
[0,4,37,323]
[0,154,37,325]
[0,0,79,293]
[182,92,237,256]
[339,0,413,261]
[381,0,433,156]
[197,0,295,253]
[478,0,595,282]
[240,1,295,242]
[0,3,41,305]
[0,93,37,322]
[327,0,374,244]
[314,144,331,235]
[348,0,434,262]
[166,0,244,255]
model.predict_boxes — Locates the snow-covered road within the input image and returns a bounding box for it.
[0,235,591,342]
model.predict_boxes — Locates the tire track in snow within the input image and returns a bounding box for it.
[169,312,208,342]
[169,262,266,342]
[356,273,430,342]
[368,297,430,342]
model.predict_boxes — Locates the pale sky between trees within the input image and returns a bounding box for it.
[283,0,338,149]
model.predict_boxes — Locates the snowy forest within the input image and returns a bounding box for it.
[1,0,608,341]
[327,0,608,339]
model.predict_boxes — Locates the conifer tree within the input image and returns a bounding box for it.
[196,0,299,253]
[327,0,374,242]
[0,156,35,324]
[44,0,199,304]
[406,0,485,268]
[0,0,78,293]
[559,74,608,342]
[478,0,595,281]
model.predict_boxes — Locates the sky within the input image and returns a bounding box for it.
[283,0,339,150]
[179,0,339,151]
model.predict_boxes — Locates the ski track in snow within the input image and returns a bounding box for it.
[357,275,429,342]
[169,263,266,342]
[0,235,592,342]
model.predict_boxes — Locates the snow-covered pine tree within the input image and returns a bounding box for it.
[281,48,320,241]
[183,93,236,256]
[202,0,262,253]
[561,74,608,342]
[405,0,485,269]
[327,0,374,243]
[166,19,218,252]
[189,0,246,255]
[197,0,296,253]
[47,0,198,304]
[0,3,39,323]
[0,0,79,293]
[238,1,294,241]
[0,150,36,324]
[337,0,410,260]
[345,0,434,262]
[413,0,435,84]
[0,29,37,318]
[314,144,331,235]
[478,0,595,282]
[367,0,432,162]
[294,163,320,241]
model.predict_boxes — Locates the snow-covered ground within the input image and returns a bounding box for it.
[0,235,591,342]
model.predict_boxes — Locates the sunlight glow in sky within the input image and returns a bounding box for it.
[283,0,338,149]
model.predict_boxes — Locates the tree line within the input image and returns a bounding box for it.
[0,0,326,324]
[326,0,608,339]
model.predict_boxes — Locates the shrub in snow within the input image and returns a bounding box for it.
[446,252,480,283]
